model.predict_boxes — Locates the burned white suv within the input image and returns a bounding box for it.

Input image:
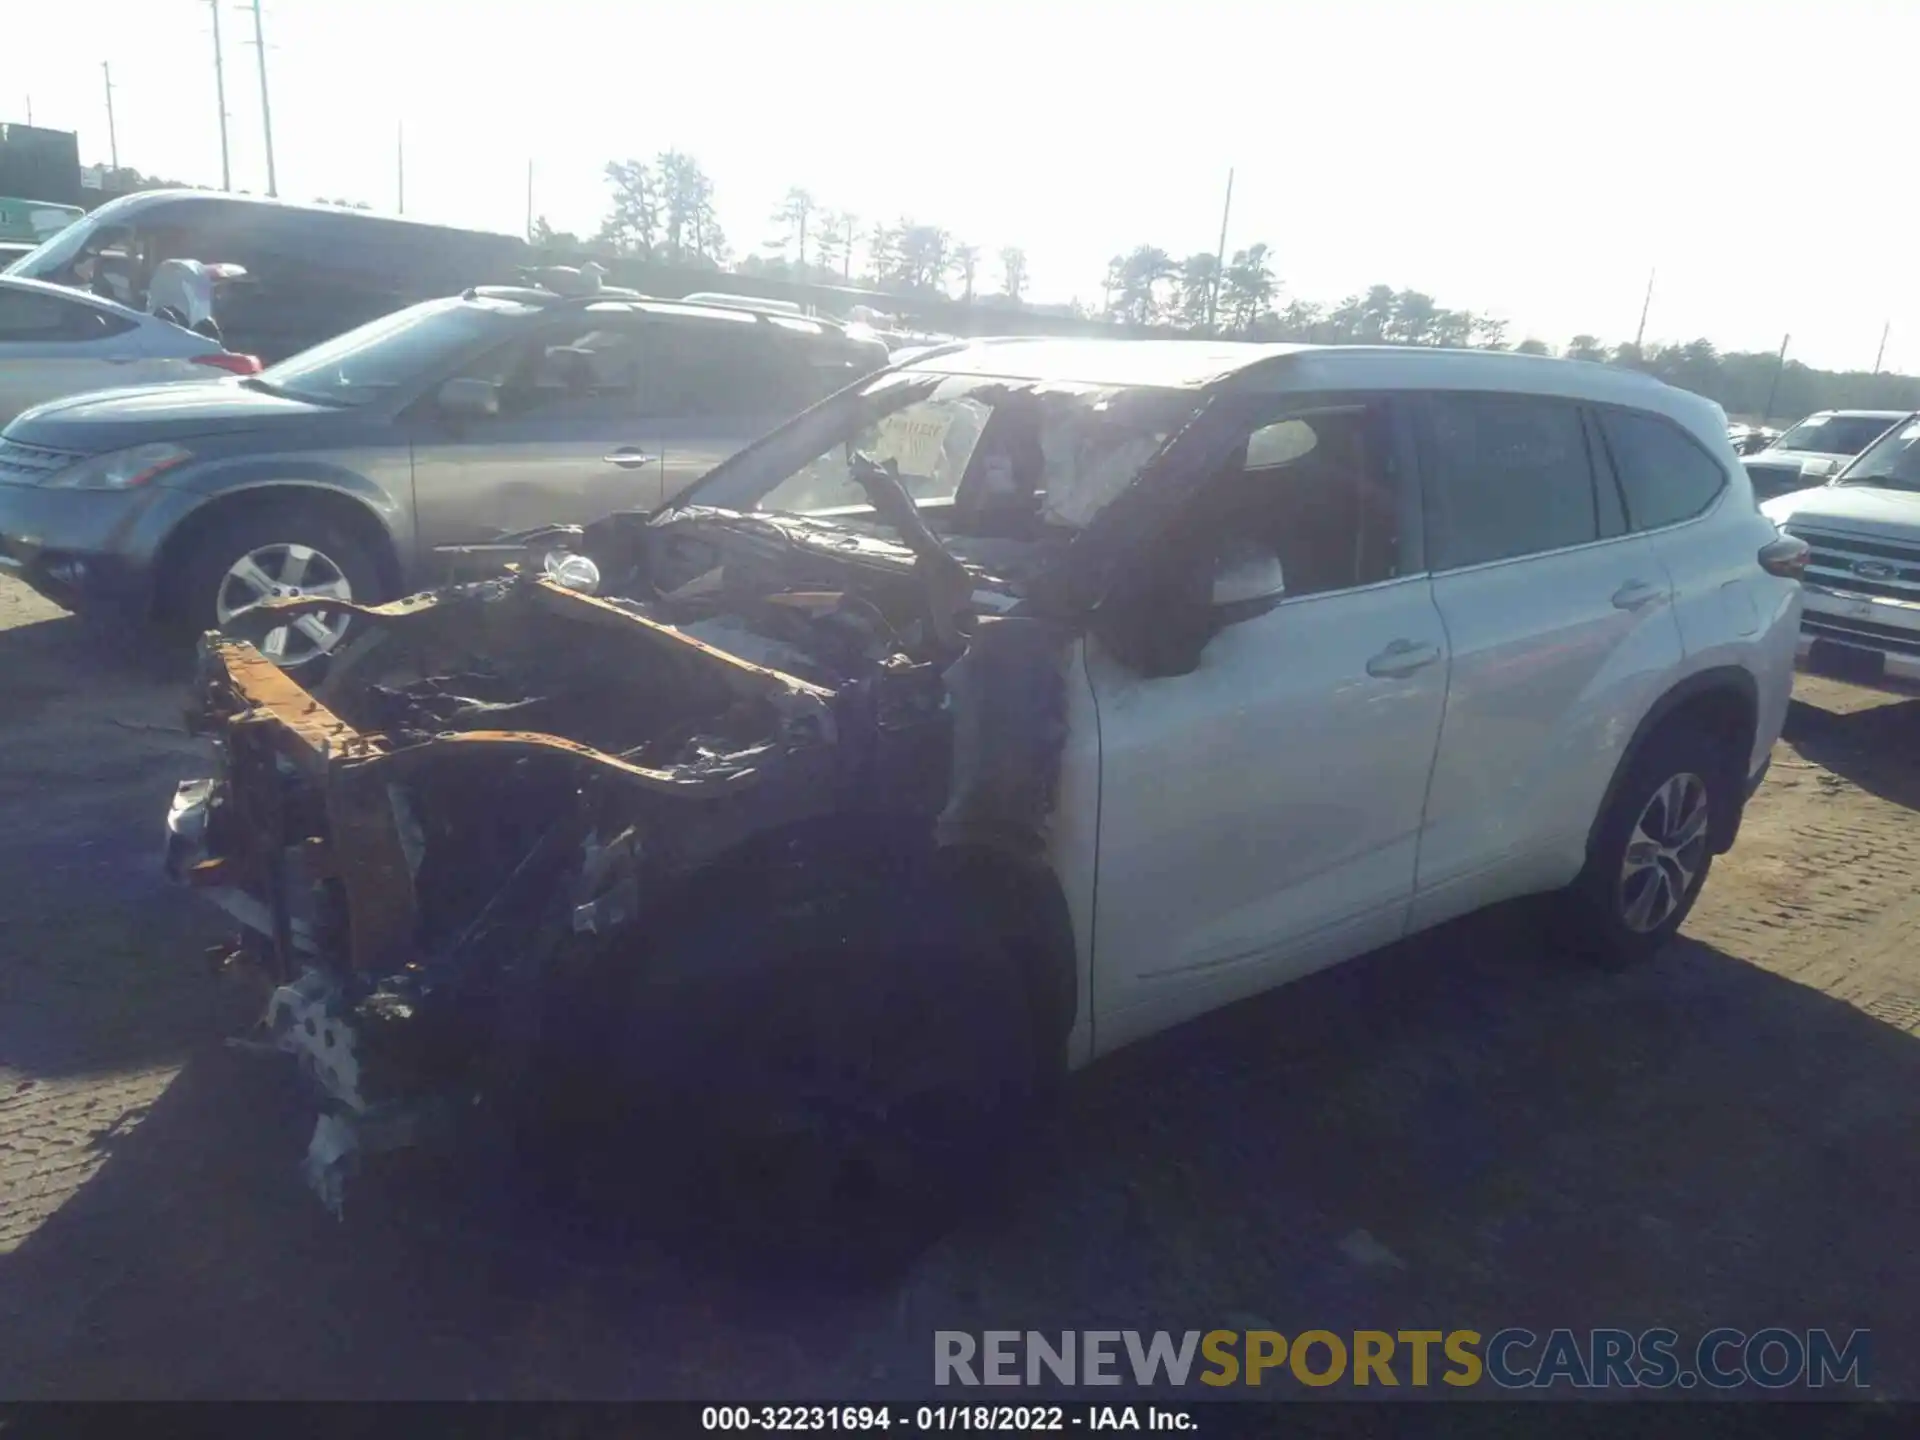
[165,338,1802,1268]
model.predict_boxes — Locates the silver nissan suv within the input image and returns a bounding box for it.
[0,283,888,667]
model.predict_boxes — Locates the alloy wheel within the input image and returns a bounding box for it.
[213,542,354,667]
[1618,771,1710,933]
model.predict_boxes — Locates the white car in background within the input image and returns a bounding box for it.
[0,274,260,427]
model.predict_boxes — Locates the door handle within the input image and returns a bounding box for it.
[603,447,652,468]
[1611,579,1663,610]
[1365,638,1442,678]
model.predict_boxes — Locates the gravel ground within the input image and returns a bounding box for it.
[1,574,1916,1400]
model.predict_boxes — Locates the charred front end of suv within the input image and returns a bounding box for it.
[165,562,1072,1214]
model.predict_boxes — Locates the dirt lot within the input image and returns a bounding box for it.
[1,572,1917,1400]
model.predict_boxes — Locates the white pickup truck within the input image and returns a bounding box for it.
[1762,411,1920,690]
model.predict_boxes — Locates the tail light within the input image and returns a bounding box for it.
[193,352,263,376]
[1759,534,1810,579]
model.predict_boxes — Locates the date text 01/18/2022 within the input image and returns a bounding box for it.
[701,1406,1196,1431]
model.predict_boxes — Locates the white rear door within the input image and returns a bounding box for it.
[1408,390,1685,931]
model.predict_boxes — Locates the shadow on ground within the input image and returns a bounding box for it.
[1784,696,1920,811]
[3,899,1914,1399]
[0,613,234,1080]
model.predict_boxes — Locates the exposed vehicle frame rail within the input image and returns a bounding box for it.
[185,576,842,980]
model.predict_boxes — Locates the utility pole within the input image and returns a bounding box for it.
[396,121,405,214]
[1761,333,1791,424]
[1874,320,1890,375]
[23,96,29,125]
[249,0,277,197]
[101,62,119,170]
[524,158,534,242]
[843,214,856,280]
[210,1,232,190]
[1633,267,1656,352]
[1206,167,1235,336]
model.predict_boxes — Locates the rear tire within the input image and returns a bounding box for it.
[565,858,1044,1284]
[168,503,384,676]
[1560,724,1733,969]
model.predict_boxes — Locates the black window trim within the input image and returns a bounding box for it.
[1578,405,1630,540]
[1586,399,1732,536]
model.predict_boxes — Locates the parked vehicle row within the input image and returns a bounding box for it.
[0,279,889,664]
[4,189,530,362]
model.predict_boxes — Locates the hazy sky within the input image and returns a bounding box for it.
[7,0,1913,370]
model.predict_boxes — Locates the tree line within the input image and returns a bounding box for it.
[1089,246,1920,420]
[745,187,1032,307]
[543,157,1920,420]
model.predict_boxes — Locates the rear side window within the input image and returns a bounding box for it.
[648,324,820,419]
[0,289,71,338]
[0,288,128,340]
[1596,408,1727,530]
[1421,393,1600,569]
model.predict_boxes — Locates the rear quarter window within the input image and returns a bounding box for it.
[1596,408,1727,531]
[649,324,824,419]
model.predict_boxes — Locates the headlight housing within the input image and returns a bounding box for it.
[41,442,195,490]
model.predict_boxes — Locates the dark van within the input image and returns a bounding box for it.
[3,190,530,362]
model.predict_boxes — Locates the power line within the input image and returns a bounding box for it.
[247,0,277,197]
[1206,168,1234,337]
[210,0,232,191]
[1761,333,1791,425]
[100,62,120,170]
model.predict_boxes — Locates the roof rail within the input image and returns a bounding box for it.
[456,283,889,347]
[679,291,806,317]
[463,281,649,305]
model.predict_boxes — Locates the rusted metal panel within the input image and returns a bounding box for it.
[196,637,414,974]
[521,579,838,703]
[361,729,775,796]
[198,636,387,773]
[324,765,419,977]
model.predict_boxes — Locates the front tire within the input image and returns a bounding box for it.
[170,504,383,673]
[1563,724,1731,969]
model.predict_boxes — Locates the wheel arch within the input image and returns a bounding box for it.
[1585,665,1761,860]
[150,480,404,622]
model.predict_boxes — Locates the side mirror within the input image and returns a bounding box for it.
[1211,546,1287,609]
[437,377,500,418]
[1092,542,1285,681]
